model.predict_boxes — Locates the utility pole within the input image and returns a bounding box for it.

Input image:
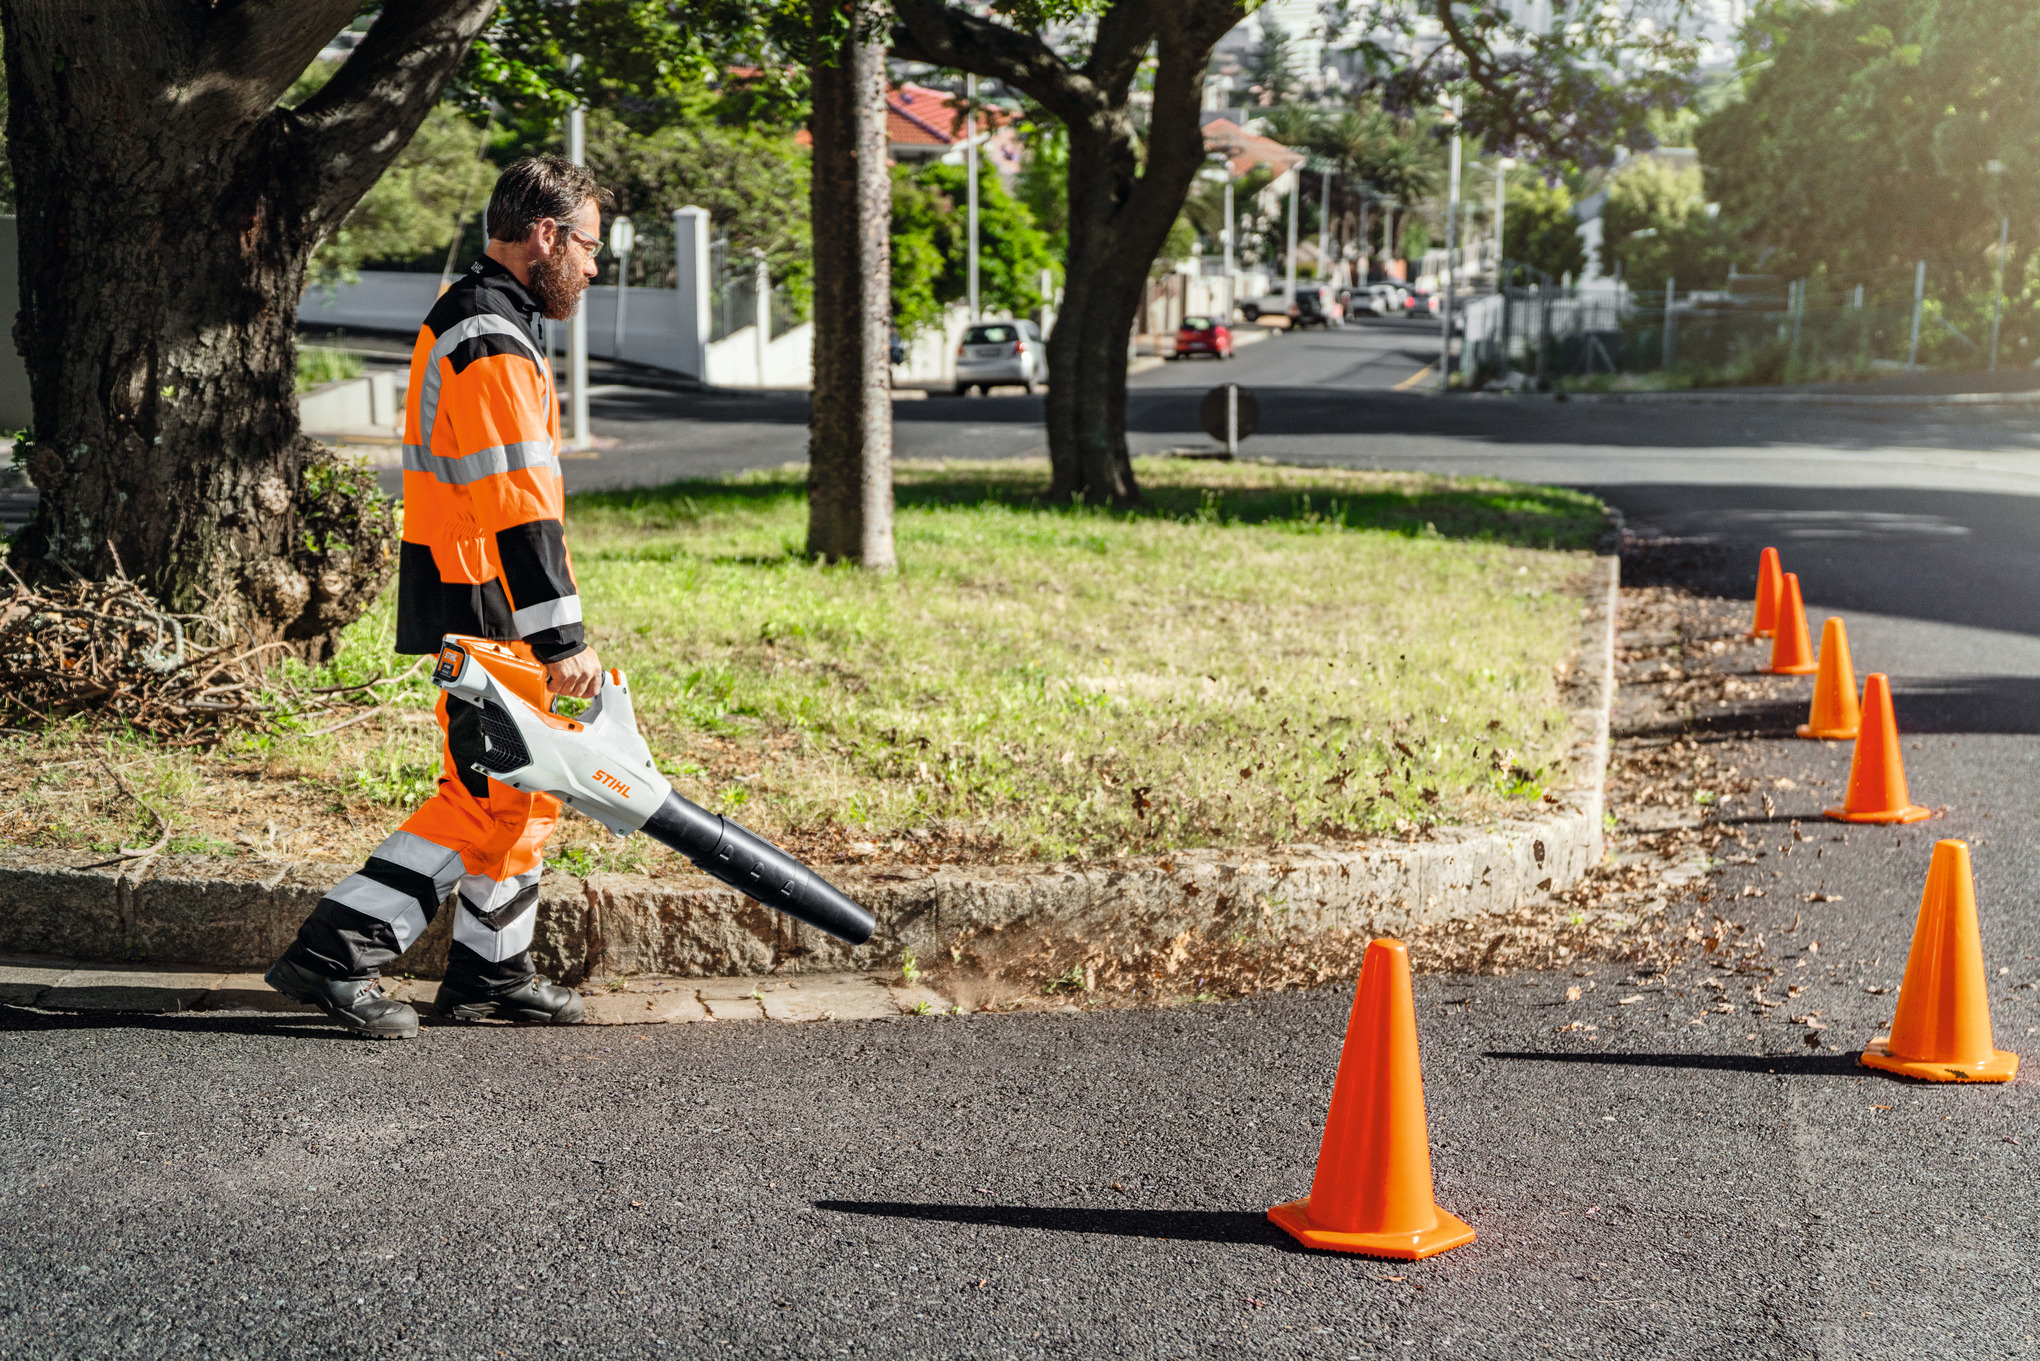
[1285,161,1300,306]
[1907,259,1925,368]
[1317,164,1331,287]
[1662,277,1677,372]
[1224,163,1236,319]
[1438,96,1461,394]
[565,96,591,450]
[965,74,980,322]
[1989,215,2008,373]
[1493,158,1512,286]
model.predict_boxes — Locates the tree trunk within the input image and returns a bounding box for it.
[805,0,896,568]
[1,2,495,655]
[892,0,1245,508]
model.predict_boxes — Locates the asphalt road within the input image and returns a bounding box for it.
[11,325,2040,1358]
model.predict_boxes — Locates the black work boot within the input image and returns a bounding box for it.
[265,956,420,1040]
[435,974,586,1025]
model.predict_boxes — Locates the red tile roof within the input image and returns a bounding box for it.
[1200,118,1306,179]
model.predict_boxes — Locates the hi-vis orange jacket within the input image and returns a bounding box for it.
[394,255,585,663]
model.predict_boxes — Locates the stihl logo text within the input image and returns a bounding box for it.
[593,770,632,798]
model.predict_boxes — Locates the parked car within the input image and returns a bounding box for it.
[952,320,1045,394]
[1289,284,1342,329]
[1403,288,1441,319]
[1238,293,1286,322]
[1344,282,1406,316]
[1171,315,1233,359]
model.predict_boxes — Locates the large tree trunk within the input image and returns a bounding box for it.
[805,0,896,568]
[1,2,496,655]
[894,0,1245,507]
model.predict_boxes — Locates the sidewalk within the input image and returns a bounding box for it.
[0,959,954,1025]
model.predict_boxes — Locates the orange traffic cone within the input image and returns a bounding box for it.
[1766,573,1818,675]
[1825,673,1928,824]
[1797,616,1861,739]
[1861,840,2017,1082]
[1267,939,1475,1260]
[1749,547,1783,638]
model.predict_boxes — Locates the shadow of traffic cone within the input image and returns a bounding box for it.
[1766,573,1818,675]
[1267,940,1475,1260]
[1861,840,2017,1082]
[1825,673,1929,824]
[1797,616,1861,739]
[1749,547,1783,638]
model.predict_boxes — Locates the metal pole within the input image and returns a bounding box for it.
[1493,160,1506,287]
[1285,166,1299,306]
[1226,382,1238,458]
[965,74,980,322]
[1990,214,2008,373]
[754,253,770,387]
[565,103,591,450]
[1907,259,1925,368]
[613,243,629,358]
[1223,168,1235,318]
[1438,107,1461,393]
[1662,276,1676,371]
[1317,167,1331,288]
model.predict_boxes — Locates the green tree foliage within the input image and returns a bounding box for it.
[289,62,493,288]
[1350,1,1705,167]
[890,161,1059,335]
[1697,0,2040,329]
[1502,175,1586,283]
[1598,156,1731,292]
[1245,22,1302,106]
[1013,120,1070,259]
[1153,216,1198,276]
[583,105,811,294]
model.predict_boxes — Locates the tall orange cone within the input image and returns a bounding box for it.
[1797,616,1861,739]
[1268,939,1475,1260]
[1766,572,1818,675]
[1861,840,2017,1082]
[1749,547,1783,638]
[1825,673,1928,823]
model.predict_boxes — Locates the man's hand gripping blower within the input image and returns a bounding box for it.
[431,636,874,945]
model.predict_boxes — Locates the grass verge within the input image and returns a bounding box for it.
[0,458,1603,875]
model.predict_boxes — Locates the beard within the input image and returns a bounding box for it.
[531,238,589,321]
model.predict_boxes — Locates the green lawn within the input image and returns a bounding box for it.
[3,459,1604,874]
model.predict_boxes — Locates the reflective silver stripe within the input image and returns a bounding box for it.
[458,866,542,917]
[510,594,581,637]
[402,438,557,487]
[453,904,537,962]
[416,313,547,458]
[325,874,430,951]
[369,830,465,894]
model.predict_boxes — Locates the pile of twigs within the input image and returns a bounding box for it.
[0,565,414,744]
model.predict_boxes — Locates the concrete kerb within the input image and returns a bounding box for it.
[0,554,1620,990]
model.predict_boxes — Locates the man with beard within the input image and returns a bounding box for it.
[265,157,612,1037]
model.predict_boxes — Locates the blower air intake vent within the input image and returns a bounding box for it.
[475,699,534,774]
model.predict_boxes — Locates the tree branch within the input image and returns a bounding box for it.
[285,0,502,230]
[891,0,1103,126]
[169,0,361,137]
[1081,0,1158,103]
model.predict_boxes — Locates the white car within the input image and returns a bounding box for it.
[953,320,1045,395]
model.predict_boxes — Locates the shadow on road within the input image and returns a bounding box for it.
[1484,1049,1865,1076]
[0,1004,355,1040]
[814,1200,1302,1249]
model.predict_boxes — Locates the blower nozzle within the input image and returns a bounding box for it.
[431,635,874,946]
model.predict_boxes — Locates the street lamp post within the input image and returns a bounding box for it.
[609,215,635,360]
[1285,162,1300,306]
[1438,97,1461,394]
[1494,157,1513,377]
[965,74,980,322]
[565,98,591,450]
[1987,158,2007,373]
[1317,163,1332,288]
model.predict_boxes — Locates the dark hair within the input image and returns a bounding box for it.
[485,156,614,243]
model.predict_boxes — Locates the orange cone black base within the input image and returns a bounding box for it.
[1268,940,1475,1260]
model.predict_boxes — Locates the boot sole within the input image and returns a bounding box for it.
[438,1000,587,1025]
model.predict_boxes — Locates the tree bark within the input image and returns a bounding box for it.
[1,1,497,655]
[894,0,1246,507]
[805,0,896,568]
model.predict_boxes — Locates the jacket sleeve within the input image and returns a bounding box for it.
[436,336,586,663]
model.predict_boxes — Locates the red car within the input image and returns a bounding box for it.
[1171,315,1234,359]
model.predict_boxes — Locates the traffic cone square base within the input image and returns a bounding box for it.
[1823,802,1930,825]
[1860,1039,2017,1083]
[1798,721,1859,740]
[1268,1197,1476,1260]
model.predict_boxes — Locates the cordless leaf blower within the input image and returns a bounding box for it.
[430,635,875,945]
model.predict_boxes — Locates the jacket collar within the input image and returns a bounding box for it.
[469,252,542,320]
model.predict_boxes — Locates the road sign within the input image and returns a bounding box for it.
[1199,383,1258,455]
[609,216,635,256]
